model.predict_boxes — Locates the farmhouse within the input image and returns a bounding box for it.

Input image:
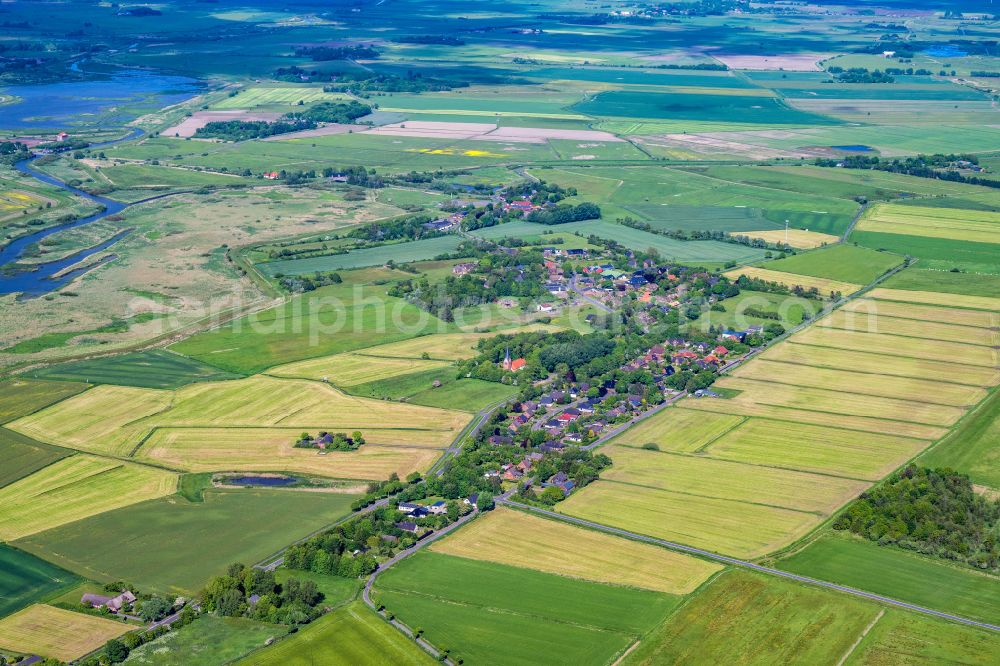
[452,261,477,275]
[427,501,448,515]
[82,590,136,613]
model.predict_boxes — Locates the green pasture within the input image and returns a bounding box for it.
[755,244,903,284]
[0,544,80,619]
[527,67,755,89]
[259,236,466,275]
[0,379,88,425]
[407,378,517,411]
[777,533,1000,626]
[845,609,1000,666]
[881,268,1000,297]
[919,388,1000,490]
[123,615,283,666]
[0,428,71,489]
[100,164,245,201]
[171,280,455,375]
[27,350,242,389]
[237,601,435,666]
[623,568,879,666]
[374,552,680,666]
[573,90,839,125]
[688,290,822,335]
[851,230,1000,274]
[13,488,358,595]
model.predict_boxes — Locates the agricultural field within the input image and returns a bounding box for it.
[124,615,283,666]
[26,349,242,389]
[374,552,680,666]
[213,86,351,109]
[0,428,71,489]
[844,609,1000,666]
[866,287,1000,313]
[0,378,88,424]
[778,533,1000,626]
[750,244,903,285]
[430,507,722,594]
[856,204,1000,245]
[258,236,466,275]
[789,327,997,368]
[919,388,1000,491]
[0,545,80,619]
[722,266,860,298]
[818,309,999,348]
[611,407,745,453]
[622,570,881,666]
[268,352,450,386]
[237,602,435,666]
[14,488,358,595]
[839,297,1000,329]
[0,455,176,540]
[689,289,822,333]
[9,375,467,478]
[0,604,130,662]
[880,267,1000,298]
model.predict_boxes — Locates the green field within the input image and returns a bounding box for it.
[0,428,71,489]
[755,244,902,284]
[919,389,1000,491]
[406,378,517,411]
[852,231,1000,274]
[778,533,1000,626]
[237,602,435,666]
[689,289,821,334]
[0,379,88,425]
[623,569,879,666]
[574,91,838,125]
[13,488,358,595]
[259,236,466,275]
[845,609,1000,666]
[124,616,283,666]
[171,282,454,374]
[881,267,1000,297]
[0,545,80,619]
[374,552,680,666]
[27,350,242,389]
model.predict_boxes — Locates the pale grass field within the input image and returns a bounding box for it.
[212,86,351,109]
[731,359,986,407]
[0,455,176,540]
[0,604,130,662]
[357,332,496,360]
[8,385,173,457]
[857,204,1000,244]
[715,377,966,426]
[704,418,929,481]
[430,508,722,594]
[138,429,441,479]
[818,310,999,347]
[867,288,1000,312]
[742,229,840,249]
[268,353,450,385]
[678,400,949,441]
[601,446,867,514]
[10,377,469,475]
[723,267,860,296]
[840,298,1000,329]
[789,327,998,368]
[760,342,1000,387]
[612,407,745,453]
[557,481,822,559]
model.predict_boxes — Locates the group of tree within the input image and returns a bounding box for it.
[814,153,1000,189]
[194,101,371,141]
[202,563,324,625]
[295,430,365,451]
[346,213,439,242]
[834,465,1000,571]
[0,139,30,164]
[826,66,895,84]
[526,202,601,225]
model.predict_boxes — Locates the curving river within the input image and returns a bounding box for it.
[0,129,144,297]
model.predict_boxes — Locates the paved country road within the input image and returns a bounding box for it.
[499,499,1000,633]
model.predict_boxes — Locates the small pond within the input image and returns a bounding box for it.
[226,475,301,487]
[831,145,875,152]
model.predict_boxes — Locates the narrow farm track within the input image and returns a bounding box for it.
[499,500,1000,633]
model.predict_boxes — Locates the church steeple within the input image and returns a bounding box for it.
[502,346,512,371]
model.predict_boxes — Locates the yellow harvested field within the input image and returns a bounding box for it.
[0,605,130,662]
[705,419,929,480]
[840,298,999,329]
[742,229,840,249]
[612,407,744,452]
[602,446,866,514]
[760,342,1000,387]
[9,376,469,473]
[867,288,1000,313]
[723,267,860,296]
[818,310,999,347]
[678,400,949,441]
[269,353,449,385]
[138,429,440,479]
[0,455,176,540]
[430,507,722,594]
[856,204,1000,244]
[715,377,966,426]
[558,481,822,559]
[8,385,172,457]
[357,332,492,360]
[731,359,986,407]
[790,327,997,368]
